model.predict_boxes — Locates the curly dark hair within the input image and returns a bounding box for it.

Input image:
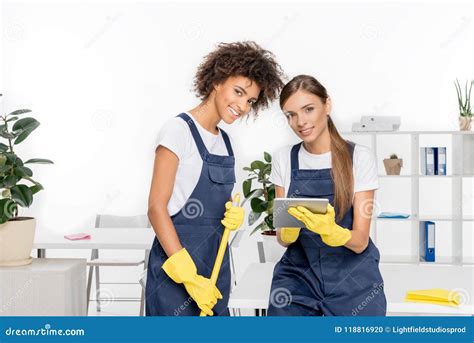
[193,41,285,115]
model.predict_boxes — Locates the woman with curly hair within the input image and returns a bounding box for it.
[146,42,284,316]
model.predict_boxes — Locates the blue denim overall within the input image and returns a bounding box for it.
[268,141,387,316]
[145,113,235,316]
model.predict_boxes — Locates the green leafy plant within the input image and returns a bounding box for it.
[454,79,473,117]
[389,154,399,159]
[0,94,53,224]
[242,152,275,235]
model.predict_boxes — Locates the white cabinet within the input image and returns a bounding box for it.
[0,258,86,316]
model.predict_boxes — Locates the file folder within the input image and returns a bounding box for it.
[420,221,435,262]
[426,147,436,175]
[437,147,447,175]
[420,147,427,175]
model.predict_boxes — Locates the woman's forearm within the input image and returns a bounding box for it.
[148,205,182,258]
[344,227,369,254]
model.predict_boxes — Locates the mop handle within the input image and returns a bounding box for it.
[199,194,240,316]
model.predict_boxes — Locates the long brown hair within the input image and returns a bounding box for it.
[280,75,353,221]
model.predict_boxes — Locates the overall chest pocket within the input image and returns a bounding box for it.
[207,163,236,184]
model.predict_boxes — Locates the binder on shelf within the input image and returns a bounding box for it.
[420,147,437,175]
[420,221,435,262]
[437,147,447,175]
[420,147,427,175]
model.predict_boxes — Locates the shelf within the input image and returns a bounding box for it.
[343,130,473,268]
[380,255,467,266]
[342,130,474,135]
[375,215,473,222]
[378,174,474,178]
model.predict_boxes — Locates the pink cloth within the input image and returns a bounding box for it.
[64,233,91,240]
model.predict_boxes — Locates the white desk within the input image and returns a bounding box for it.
[228,262,473,316]
[33,228,155,257]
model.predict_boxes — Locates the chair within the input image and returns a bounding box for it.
[86,214,151,316]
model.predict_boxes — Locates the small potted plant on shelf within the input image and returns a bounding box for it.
[0,94,53,266]
[242,152,285,261]
[383,153,403,175]
[454,79,473,131]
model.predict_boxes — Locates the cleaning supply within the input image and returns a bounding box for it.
[162,248,222,316]
[405,288,462,307]
[288,204,352,247]
[200,194,243,316]
[280,227,301,244]
[64,233,91,240]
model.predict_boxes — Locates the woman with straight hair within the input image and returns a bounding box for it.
[268,75,386,316]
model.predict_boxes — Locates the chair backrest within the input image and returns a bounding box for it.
[95,214,151,229]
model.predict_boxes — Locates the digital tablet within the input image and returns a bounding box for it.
[273,198,329,228]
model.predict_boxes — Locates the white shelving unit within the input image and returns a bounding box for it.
[341,130,474,267]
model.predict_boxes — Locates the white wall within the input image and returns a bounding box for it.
[2,0,473,289]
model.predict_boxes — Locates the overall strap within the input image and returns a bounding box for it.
[291,140,356,169]
[290,142,303,170]
[219,129,234,156]
[177,113,208,158]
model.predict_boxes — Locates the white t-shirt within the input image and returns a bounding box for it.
[155,113,233,216]
[269,143,378,196]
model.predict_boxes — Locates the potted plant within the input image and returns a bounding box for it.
[454,79,473,131]
[0,95,53,266]
[383,153,403,175]
[242,152,285,261]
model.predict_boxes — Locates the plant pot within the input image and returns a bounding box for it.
[261,231,286,262]
[0,217,36,266]
[459,116,472,131]
[383,159,403,175]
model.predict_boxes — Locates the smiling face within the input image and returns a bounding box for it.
[212,76,261,124]
[282,89,332,143]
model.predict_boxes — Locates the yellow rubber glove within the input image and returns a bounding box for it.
[220,194,244,231]
[288,204,352,247]
[279,227,301,244]
[162,248,222,316]
[405,289,462,307]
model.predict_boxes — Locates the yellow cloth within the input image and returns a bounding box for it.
[220,194,244,231]
[404,289,462,307]
[279,227,301,244]
[288,204,352,247]
[162,248,222,316]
